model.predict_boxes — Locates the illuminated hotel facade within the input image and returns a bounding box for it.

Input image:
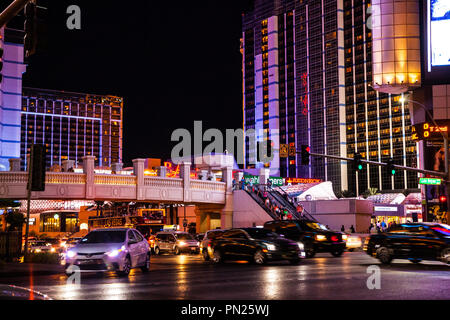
[21,88,123,169]
[242,0,419,194]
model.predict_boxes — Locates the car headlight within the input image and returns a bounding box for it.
[315,234,327,241]
[342,234,348,241]
[178,241,186,246]
[35,248,41,253]
[66,250,76,258]
[297,242,305,250]
[50,247,56,253]
[106,245,126,257]
[265,243,277,251]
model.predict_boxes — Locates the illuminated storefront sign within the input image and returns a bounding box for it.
[243,175,284,186]
[412,121,450,141]
[284,178,321,184]
[428,0,450,69]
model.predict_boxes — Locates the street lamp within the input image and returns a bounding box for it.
[401,95,450,221]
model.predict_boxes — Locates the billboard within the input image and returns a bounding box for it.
[423,0,450,83]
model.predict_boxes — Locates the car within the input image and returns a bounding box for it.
[194,233,205,242]
[41,238,63,253]
[64,237,83,250]
[154,231,200,255]
[28,240,55,253]
[200,229,224,261]
[207,228,306,265]
[263,220,347,258]
[363,222,450,265]
[64,228,150,276]
[345,235,362,251]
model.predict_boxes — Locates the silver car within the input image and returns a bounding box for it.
[154,232,200,255]
[64,228,150,276]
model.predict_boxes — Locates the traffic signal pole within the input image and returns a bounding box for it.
[303,151,448,178]
[0,0,32,28]
[23,145,34,260]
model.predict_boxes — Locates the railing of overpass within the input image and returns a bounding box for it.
[143,177,183,188]
[94,174,136,185]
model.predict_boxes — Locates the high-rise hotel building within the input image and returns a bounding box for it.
[21,88,123,169]
[242,0,418,194]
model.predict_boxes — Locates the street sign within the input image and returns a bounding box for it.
[280,144,288,158]
[419,178,442,185]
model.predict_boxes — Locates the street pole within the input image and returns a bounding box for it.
[23,146,34,260]
[405,98,450,221]
[0,0,31,28]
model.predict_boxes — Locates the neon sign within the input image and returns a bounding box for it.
[299,73,308,116]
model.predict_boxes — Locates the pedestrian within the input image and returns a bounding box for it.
[341,225,345,232]
[350,225,355,233]
[369,223,373,233]
[267,179,272,189]
[381,220,387,231]
[287,213,293,220]
[240,177,245,190]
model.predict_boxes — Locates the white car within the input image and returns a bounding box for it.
[64,228,150,276]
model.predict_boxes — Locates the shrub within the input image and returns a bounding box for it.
[24,252,61,264]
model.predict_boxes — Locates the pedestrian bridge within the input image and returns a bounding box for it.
[0,156,232,206]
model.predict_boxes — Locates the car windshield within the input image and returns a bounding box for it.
[80,231,126,244]
[177,233,194,240]
[245,228,279,239]
[431,224,450,236]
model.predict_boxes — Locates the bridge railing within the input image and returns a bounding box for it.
[94,174,136,186]
[144,177,183,188]
[46,172,86,184]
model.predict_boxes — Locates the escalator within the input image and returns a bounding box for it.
[267,186,317,221]
[244,188,280,221]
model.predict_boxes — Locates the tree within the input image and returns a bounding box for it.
[362,188,379,199]
[4,211,25,232]
[336,190,355,199]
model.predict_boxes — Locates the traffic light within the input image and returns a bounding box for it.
[300,145,310,165]
[24,1,37,58]
[0,46,3,84]
[439,195,448,213]
[386,158,396,175]
[353,153,363,171]
[29,144,46,191]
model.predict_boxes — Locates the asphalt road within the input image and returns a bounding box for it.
[0,251,449,300]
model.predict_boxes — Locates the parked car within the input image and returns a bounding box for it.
[207,228,306,265]
[200,229,224,261]
[263,220,347,258]
[154,231,200,255]
[64,228,150,276]
[363,222,450,265]
[28,240,55,253]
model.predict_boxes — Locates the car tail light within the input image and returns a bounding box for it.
[331,235,339,242]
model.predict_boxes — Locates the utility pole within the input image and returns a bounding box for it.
[23,146,34,260]
[0,0,32,28]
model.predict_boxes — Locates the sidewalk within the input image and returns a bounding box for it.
[0,262,64,278]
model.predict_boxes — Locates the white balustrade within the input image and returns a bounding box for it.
[94,174,137,186]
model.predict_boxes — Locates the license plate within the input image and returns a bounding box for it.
[77,259,101,265]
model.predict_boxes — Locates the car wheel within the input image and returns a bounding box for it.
[117,256,131,277]
[289,259,301,265]
[253,249,267,265]
[212,249,224,264]
[376,247,393,265]
[174,246,181,255]
[441,247,450,264]
[154,247,160,255]
[202,249,210,261]
[305,246,316,258]
[140,254,150,272]
[331,249,344,257]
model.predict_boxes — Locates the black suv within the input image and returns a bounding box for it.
[208,228,306,265]
[364,222,450,265]
[264,220,346,257]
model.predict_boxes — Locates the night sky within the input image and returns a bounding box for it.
[22,0,253,166]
